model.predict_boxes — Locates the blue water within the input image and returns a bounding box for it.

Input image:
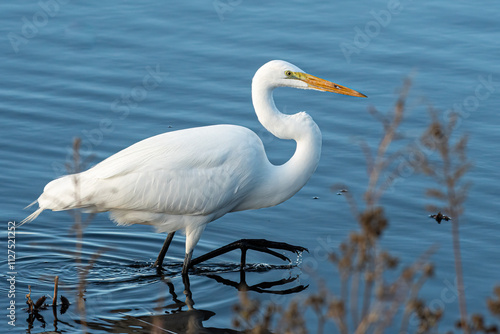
[1,1,499,332]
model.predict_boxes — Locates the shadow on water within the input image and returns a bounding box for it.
[75,275,228,334]
[80,311,228,334]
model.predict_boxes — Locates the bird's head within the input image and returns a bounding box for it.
[254,60,367,98]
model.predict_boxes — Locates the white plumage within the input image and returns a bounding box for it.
[23,60,366,273]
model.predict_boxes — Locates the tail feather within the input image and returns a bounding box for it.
[24,199,38,210]
[20,207,44,226]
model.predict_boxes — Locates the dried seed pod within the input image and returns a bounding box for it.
[34,296,46,310]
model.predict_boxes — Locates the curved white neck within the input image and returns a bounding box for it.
[250,79,322,208]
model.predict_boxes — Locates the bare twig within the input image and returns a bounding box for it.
[53,276,59,307]
[420,110,471,332]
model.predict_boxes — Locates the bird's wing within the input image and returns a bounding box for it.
[59,125,266,216]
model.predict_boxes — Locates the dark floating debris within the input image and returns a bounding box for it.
[313,196,319,199]
[34,295,47,310]
[25,276,70,327]
[60,295,70,314]
[337,189,348,195]
[429,212,451,224]
[25,286,47,327]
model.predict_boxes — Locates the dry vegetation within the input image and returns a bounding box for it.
[232,80,500,334]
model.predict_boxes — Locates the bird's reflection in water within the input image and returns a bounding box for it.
[206,270,308,294]
[77,268,306,333]
[77,275,225,333]
[83,309,225,334]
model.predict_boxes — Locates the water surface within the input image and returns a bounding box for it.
[1,1,499,332]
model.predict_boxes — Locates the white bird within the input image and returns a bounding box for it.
[22,60,366,274]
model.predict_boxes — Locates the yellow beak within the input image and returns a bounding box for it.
[299,73,367,98]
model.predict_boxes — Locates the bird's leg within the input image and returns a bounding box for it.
[240,247,247,270]
[189,239,308,270]
[153,231,176,268]
[182,250,193,275]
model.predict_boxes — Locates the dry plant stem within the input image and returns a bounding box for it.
[451,213,467,328]
[337,320,349,334]
[331,304,349,334]
[350,269,360,328]
[52,276,59,321]
[340,275,349,304]
[427,114,469,331]
[27,285,33,313]
[446,149,468,329]
[361,261,374,319]
[355,309,378,334]
[53,276,59,307]
[73,183,87,332]
[316,313,326,334]
[399,271,430,333]
[359,81,439,334]
[353,82,410,331]
[69,138,88,334]
[365,79,410,206]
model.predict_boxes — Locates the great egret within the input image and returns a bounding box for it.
[22,60,366,274]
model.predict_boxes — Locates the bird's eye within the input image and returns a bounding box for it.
[285,70,293,77]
